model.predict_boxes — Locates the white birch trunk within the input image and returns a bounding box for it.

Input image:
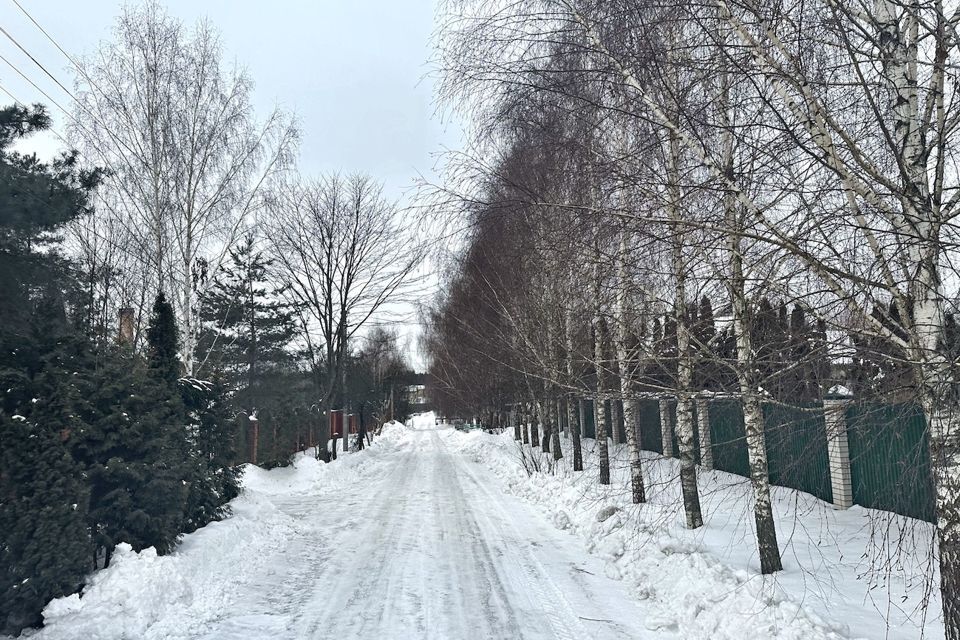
[614,227,646,502]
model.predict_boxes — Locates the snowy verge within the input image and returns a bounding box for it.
[444,429,941,640]
[21,431,401,640]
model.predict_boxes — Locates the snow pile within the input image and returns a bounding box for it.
[446,429,941,640]
[28,434,397,640]
[35,470,301,640]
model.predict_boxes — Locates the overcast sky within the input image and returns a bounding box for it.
[0,0,461,369]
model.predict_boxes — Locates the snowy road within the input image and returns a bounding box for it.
[198,426,658,640]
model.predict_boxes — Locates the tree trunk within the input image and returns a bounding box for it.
[563,276,583,471]
[513,407,521,441]
[922,391,960,639]
[551,398,563,460]
[610,398,624,445]
[743,393,780,572]
[624,397,645,503]
[571,398,584,471]
[541,397,551,453]
[595,393,609,484]
[613,226,645,502]
[656,54,703,529]
[594,317,611,485]
[729,213,782,572]
[521,406,530,445]
[528,402,538,449]
[675,396,703,529]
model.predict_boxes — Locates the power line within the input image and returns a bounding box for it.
[10,0,82,73]
[0,51,73,123]
[8,0,108,114]
[0,7,145,166]
[0,23,76,103]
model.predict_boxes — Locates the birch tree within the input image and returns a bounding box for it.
[70,1,297,374]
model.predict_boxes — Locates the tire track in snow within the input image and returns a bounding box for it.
[195,426,660,639]
[441,437,587,640]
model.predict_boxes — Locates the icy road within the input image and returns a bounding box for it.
[199,423,655,640]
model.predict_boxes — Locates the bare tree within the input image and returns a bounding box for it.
[70,1,297,374]
[265,173,425,457]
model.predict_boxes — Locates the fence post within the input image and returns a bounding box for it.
[659,397,674,458]
[824,398,854,509]
[696,398,713,470]
[329,409,342,461]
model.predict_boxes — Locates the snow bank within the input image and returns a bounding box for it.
[445,429,941,640]
[26,431,402,640]
[34,472,301,640]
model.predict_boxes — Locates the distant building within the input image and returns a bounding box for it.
[405,384,427,405]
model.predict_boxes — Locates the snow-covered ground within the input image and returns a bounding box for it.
[20,412,940,639]
[450,426,941,640]
[23,415,652,639]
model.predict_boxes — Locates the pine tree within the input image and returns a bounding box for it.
[71,349,191,563]
[0,414,91,635]
[198,235,299,413]
[147,292,181,384]
[181,374,243,532]
[0,104,103,635]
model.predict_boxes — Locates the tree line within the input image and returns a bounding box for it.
[426,0,960,635]
[0,3,422,635]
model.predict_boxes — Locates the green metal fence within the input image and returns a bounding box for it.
[602,395,934,522]
[763,404,833,503]
[707,399,750,477]
[846,403,934,522]
[582,399,596,439]
[637,399,662,454]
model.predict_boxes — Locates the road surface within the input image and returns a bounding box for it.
[199,424,658,640]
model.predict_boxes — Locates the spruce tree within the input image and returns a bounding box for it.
[787,305,812,401]
[0,414,91,635]
[0,104,102,635]
[752,298,787,399]
[693,296,718,390]
[198,235,299,412]
[851,300,914,399]
[147,292,181,384]
[181,374,242,532]
[71,349,190,563]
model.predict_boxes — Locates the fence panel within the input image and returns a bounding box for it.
[763,404,833,503]
[583,399,596,439]
[637,398,662,454]
[846,403,934,522]
[708,399,750,477]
